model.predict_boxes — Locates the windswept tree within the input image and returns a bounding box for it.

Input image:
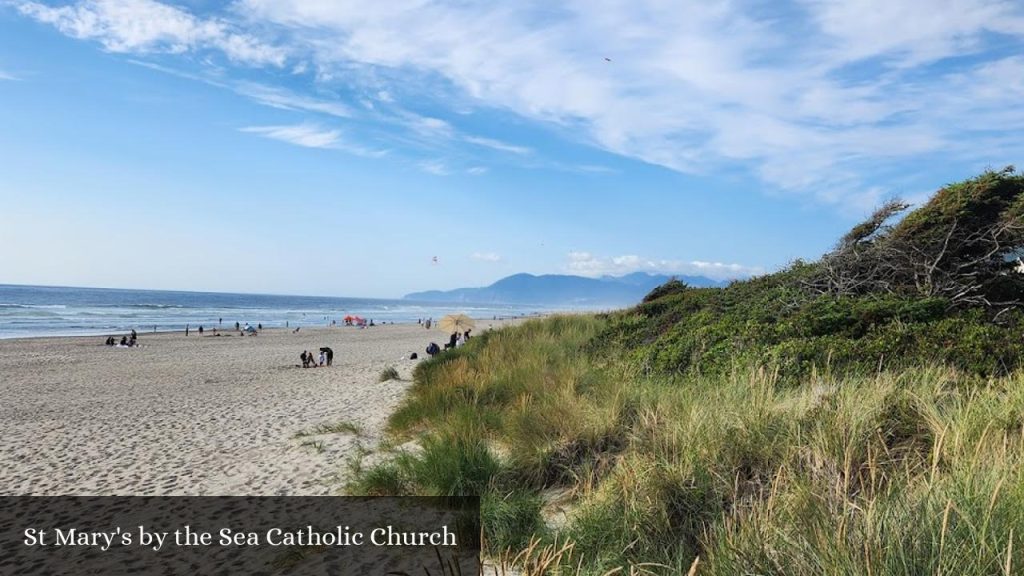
[810,167,1024,316]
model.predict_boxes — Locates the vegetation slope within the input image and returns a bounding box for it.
[348,169,1024,575]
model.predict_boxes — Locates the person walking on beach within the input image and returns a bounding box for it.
[235,321,240,331]
[186,324,190,336]
[198,325,204,335]
[219,317,222,326]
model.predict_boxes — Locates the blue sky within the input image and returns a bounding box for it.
[1,0,1022,298]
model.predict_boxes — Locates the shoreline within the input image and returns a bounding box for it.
[0,312,556,342]
[0,313,552,340]
[0,319,525,495]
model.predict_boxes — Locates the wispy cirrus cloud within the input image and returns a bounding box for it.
[239,123,389,158]
[0,70,19,81]
[16,0,286,66]
[239,123,340,148]
[464,136,531,155]
[231,0,1024,209]
[566,251,763,281]
[234,82,353,118]
[418,160,450,175]
[13,0,1024,210]
[470,251,502,262]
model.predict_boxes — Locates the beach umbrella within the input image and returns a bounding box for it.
[438,314,475,334]
[344,315,354,322]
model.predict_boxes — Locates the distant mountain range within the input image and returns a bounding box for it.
[403,272,726,306]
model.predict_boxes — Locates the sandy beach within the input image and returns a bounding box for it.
[0,320,515,495]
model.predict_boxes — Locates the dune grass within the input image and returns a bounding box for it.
[295,420,364,438]
[348,315,1024,575]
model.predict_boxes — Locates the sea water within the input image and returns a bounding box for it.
[0,284,547,339]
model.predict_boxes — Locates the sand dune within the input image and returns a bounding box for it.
[0,321,512,495]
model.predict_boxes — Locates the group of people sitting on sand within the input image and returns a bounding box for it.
[425,330,472,357]
[104,329,138,348]
[300,347,333,368]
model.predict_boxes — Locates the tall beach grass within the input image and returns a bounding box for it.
[348,315,1024,575]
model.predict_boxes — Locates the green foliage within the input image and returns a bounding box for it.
[810,168,1024,307]
[613,257,1023,381]
[641,277,688,303]
[379,366,400,382]
[481,491,547,553]
[892,167,1023,256]
[350,312,1024,575]
[346,171,1024,574]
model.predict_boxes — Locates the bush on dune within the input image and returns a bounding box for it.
[347,171,1024,574]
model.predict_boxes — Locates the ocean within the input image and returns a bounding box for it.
[0,284,549,339]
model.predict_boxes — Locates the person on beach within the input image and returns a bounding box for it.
[320,347,334,366]
[235,321,240,331]
[300,351,311,368]
[426,342,440,357]
[120,336,128,346]
[131,329,137,340]
[258,323,262,331]
[319,351,326,366]
[464,329,472,340]
[445,332,458,350]
[186,324,189,336]
[198,325,204,335]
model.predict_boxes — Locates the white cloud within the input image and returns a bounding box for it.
[566,251,762,281]
[470,251,501,262]
[418,160,450,175]
[800,0,1024,66]
[0,70,18,80]
[466,166,489,175]
[234,81,352,117]
[232,0,1024,208]
[409,115,453,137]
[16,0,1024,209]
[464,136,531,155]
[240,124,340,148]
[16,0,286,66]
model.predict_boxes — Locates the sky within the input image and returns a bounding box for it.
[0,0,1022,298]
